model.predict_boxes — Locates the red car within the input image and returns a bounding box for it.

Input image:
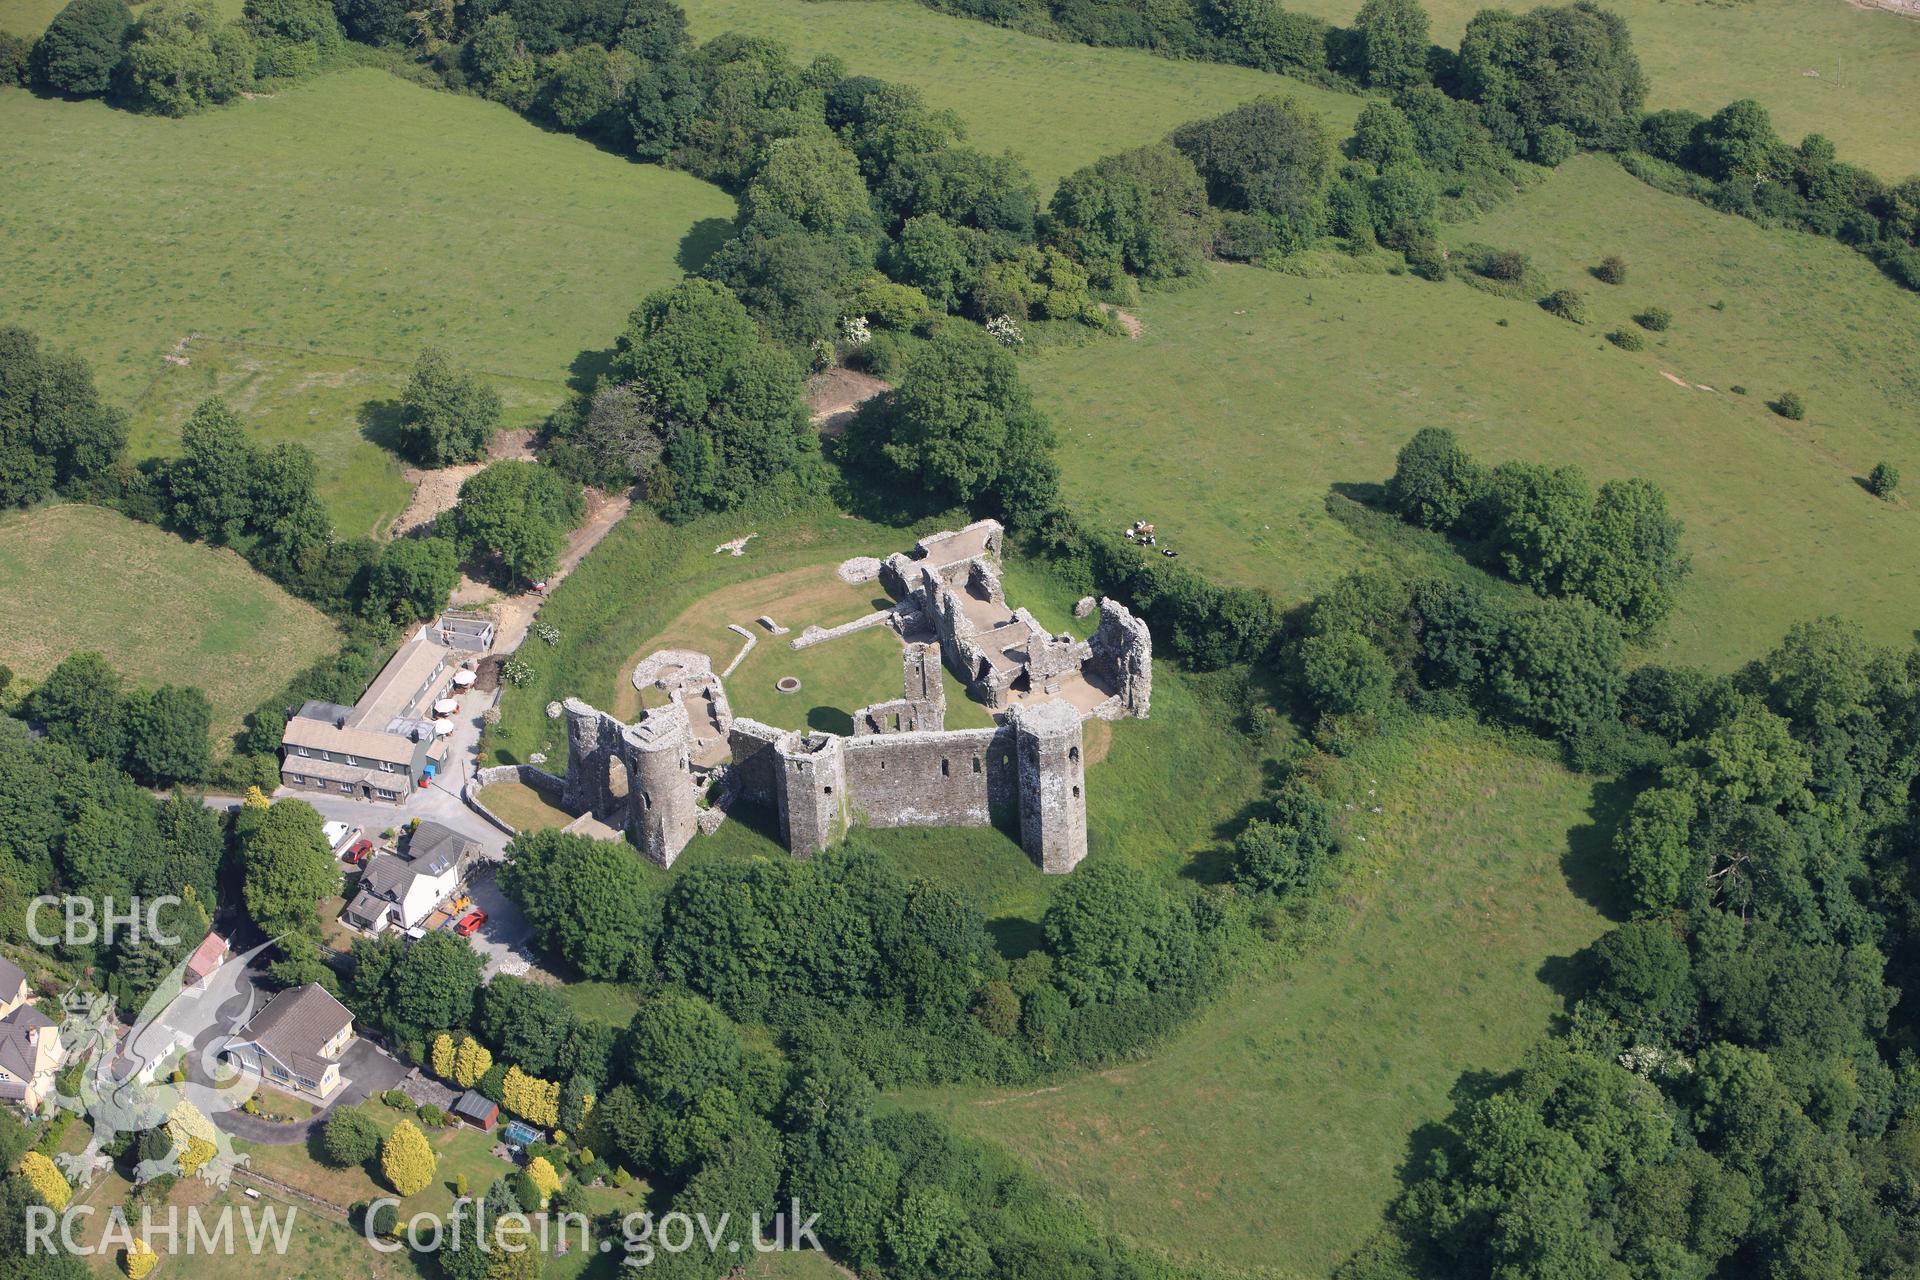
[344,839,374,866]
[453,910,488,937]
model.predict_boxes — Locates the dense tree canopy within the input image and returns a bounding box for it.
[238,798,337,941]
[30,0,132,96]
[0,326,127,508]
[450,460,582,586]
[1171,96,1334,251]
[397,347,501,466]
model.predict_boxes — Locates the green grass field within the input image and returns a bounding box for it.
[0,69,734,534]
[899,717,1618,1276]
[125,339,571,539]
[679,0,1363,188]
[1031,154,1920,670]
[1283,0,1920,181]
[0,504,340,738]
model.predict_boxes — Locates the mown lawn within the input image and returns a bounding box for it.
[475,779,576,833]
[1031,154,1920,671]
[898,717,1620,1277]
[0,504,339,738]
[1284,0,1920,181]
[679,0,1364,188]
[0,69,734,533]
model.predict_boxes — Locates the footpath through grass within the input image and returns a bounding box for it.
[0,505,339,739]
[678,0,1363,189]
[1032,155,1920,671]
[898,717,1620,1277]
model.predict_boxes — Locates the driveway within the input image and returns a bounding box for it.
[461,864,539,979]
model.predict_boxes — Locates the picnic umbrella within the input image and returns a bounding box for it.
[433,698,460,716]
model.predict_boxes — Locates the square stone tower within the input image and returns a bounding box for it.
[1013,700,1088,874]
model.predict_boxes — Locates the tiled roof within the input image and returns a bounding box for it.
[233,984,352,1080]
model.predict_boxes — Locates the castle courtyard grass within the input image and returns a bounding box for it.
[0,504,340,740]
[1031,154,1920,671]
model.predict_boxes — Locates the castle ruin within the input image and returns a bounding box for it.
[552,520,1149,874]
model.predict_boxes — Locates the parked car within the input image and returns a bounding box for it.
[454,910,487,937]
[344,838,374,866]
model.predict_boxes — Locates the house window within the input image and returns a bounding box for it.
[297,746,310,757]
[340,782,352,793]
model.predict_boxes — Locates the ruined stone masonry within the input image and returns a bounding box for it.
[551,519,1150,874]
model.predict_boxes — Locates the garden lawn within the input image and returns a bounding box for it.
[1031,154,1920,670]
[0,504,339,739]
[1282,0,1920,180]
[677,0,1363,189]
[476,779,577,833]
[0,69,734,534]
[898,717,1620,1277]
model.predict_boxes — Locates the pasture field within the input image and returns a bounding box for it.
[899,717,1618,1276]
[678,0,1363,188]
[0,504,339,738]
[0,69,734,533]
[1032,154,1920,670]
[1284,0,1920,180]
[126,339,566,539]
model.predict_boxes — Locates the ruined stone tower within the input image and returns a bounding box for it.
[557,695,698,868]
[628,701,698,868]
[774,731,848,858]
[1013,700,1088,874]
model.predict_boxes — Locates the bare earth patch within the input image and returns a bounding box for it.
[1099,302,1144,339]
[806,367,892,436]
[389,429,542,538]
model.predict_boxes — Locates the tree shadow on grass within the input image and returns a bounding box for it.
[568,346,618,395]
[987,914,1044,958]
[678,218,735,275]
[1561,774,1637,921]
[358,399,405,455]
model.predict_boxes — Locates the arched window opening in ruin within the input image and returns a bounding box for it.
[824,785,834,796]
[941,758,950,777]
[972,756,981,773]
[640,791,652,812]
[1069,746,1080,763]
[606,755,631,805]
[1072,785,1080,799]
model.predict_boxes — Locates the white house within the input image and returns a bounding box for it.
[341,822,474,933]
